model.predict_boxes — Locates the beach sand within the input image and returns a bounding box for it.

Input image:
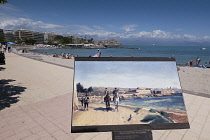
[72,101,188,126]
[179,66,210,95]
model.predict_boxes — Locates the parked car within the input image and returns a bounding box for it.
[0,51,5,64]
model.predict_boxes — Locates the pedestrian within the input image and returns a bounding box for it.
[113,92,120,112]
[104,88,108,95]
[113,88,118,101]
[104,91,111,111]
[196,56,201,67]
[80,97,84,106]
[84,95,90,111]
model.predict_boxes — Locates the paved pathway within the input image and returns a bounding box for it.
[1,53,210,140]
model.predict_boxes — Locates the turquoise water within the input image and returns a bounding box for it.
[31,45,210,66]
[119,93,186,111]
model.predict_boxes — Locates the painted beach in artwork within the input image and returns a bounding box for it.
[72,60,189,128]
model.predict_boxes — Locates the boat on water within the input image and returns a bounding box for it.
[200,47,206,50]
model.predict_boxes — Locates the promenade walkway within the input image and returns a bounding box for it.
[0,53,210,140]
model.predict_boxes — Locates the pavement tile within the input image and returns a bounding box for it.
[158,130,171,140]
[182,130,199,140]
[206,114,210,122]
[29,125,45,134]
[38,136,56,140]
[164,132,183,140]
[187,122,203,136]
[12,130,32,140]
[13,124,29,134]
[41,121,60,134]
[152,131,163,140]
[21,134,40,140]
[202,121,210,133]
[172,129,187,136]
[68,133,81,140]
[51,130,72,140]
[33,115,50,125]
[0,130,15,140]
[196,108,210,117]
[36,130,52,138]
[193,115,207,125]
[90,132,112,140]
[199,130,210,140]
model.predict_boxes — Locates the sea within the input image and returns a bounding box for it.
[119,93,186,111]
[31,45,210,66]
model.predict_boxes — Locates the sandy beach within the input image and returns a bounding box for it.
[1,51,210,140]
[72,101,188,126]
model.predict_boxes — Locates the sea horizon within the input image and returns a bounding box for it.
[30,45,210,66]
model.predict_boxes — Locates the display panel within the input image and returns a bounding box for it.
[71,57,189,133]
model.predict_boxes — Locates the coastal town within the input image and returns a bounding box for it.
[0,29,122,49]
[76,86,182,99]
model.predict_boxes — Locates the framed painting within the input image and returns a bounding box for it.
[71,57,189,133]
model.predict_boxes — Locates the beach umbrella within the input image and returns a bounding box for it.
[7,42,14,44]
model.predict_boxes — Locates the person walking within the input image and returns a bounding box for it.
[104,91,111,111]
[84,95,90,111]
[113,92,120,112]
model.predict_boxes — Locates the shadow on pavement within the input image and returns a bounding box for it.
[0,79,26,110]
[0,67,6,71]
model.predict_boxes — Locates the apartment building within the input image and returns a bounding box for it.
[34,32,44,44]
[15,29,34,41]
[3,30,15,42]
[44,32,56,43]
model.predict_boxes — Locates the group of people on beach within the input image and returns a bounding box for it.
[186,56,209,68]
[79,88,120,112]
[104,88,120,112]
[80,94,90,111]
[0,43,12,53]
[52,52,78,58]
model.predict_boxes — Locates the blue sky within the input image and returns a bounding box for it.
[75,61,181,89]
[1,0,210,45]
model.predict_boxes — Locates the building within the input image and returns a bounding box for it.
[34,32,44,44]
[15,29,34,41]
[44,32,56,44]
[72,37,86,44]
[3,30,15,42]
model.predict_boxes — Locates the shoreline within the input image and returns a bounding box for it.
[8,48,210,96]
[72,101,188,126]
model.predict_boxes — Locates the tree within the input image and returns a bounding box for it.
[87,86,93,93]
[0,0,7,4]
[0,29,5,43]
[76,83,84,93]
[54,35,73,44]
[25,39,37,45]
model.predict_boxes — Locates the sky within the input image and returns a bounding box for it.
[74,61,181,89]
[1,0,210,45]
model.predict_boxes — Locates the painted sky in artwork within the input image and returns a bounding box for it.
[74,61,181,89]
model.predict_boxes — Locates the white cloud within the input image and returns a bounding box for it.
[203,36,210,40]
[0,16,210,44]
[0,18,64,32]
[92,25,104,30]
[122,24,138,33]
[183,34,197,40]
